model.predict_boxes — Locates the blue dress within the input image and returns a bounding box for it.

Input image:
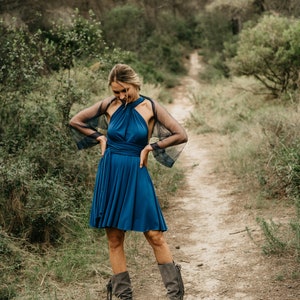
[89,97,168,232]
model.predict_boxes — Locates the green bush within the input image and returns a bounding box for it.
[103,6,187,80]
[0,13,108,244]
[102,4,145,52]
[195,10,235,78]
[229,15,300,96]
[141,32,184,74]
[146,12,190,74]
[225,102,300,260]
[0,22,44,93]
[256,217,287,255]
[40,9,106,71]
[0,95,93,243]
[196,10,233,54]
[250,111,300,203]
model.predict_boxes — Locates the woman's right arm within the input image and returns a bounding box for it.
[69,96,115,152]
[69,96,114,138]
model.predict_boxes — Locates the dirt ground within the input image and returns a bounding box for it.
[129,52,300,300]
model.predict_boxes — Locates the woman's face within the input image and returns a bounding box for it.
[111,81,139,103]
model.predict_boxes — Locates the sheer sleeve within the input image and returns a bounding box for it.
[148,97,188,168]
[69,96,115,150]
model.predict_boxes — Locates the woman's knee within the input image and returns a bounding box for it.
[144,230,166,247]
[106,228,125,249]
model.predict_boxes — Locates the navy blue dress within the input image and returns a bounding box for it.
[89,97,167,232]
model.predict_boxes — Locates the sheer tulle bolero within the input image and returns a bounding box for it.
[69,95,188,167]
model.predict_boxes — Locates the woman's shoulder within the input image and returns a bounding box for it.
[141,95,158,112]
[102,95,117,105]
[97,95,117,111]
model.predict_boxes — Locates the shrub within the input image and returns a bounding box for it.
[194,10,235,78]
[250,110,300,203]
[256,217,287,255]
[0,92,94,243]
[0,21,44,93]
[102,6,190,80]
[196,10,233,54]
[229,15,300,96]
[102,4,145,52]
[40,9,106,71]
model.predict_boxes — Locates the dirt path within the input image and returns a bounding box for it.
[154,52,299,300]
[164,52,264,300]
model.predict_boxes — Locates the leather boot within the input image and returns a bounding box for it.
[106,271,133,300]
[158,262,185,300]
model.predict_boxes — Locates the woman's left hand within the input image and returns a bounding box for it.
[140,145,153,168]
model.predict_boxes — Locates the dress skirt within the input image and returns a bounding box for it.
[89,149,168,232]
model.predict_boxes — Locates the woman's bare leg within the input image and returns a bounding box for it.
[105,228,127,274]
[144,230,173,264]
[145,230,185,299]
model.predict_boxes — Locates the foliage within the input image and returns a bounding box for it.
[0,91,92,243]
[102,5,193,82]
[0,21,44,93]
[235,90,300,260]
[255,215,300,260]
[263,0,300,17]
[139,12,187,75]
[256,217,287,255]
[0,13,109,247]
[40,9,106,71]
[196,10,233,54]
[0,12,110,250]
[102,4,145,52]
[194,10,235,78]
[243,109,300,204]
[229,15,300,96]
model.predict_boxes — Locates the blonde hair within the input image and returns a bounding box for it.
[108,64,141,90]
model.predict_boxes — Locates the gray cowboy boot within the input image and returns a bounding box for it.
[158,262,185,300]
[107,271,133,300]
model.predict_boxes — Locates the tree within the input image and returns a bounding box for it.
[229,15,300,96]
[263,0,300,17]
[102,4,146,52]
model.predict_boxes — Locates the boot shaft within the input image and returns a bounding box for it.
[107,271,133,300]
[158,262,185,300]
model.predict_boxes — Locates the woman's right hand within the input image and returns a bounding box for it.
[96,135,107,155]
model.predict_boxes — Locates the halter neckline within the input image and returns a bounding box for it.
[121,96,143,108]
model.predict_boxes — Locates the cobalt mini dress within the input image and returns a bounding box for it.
[89,97,167,232]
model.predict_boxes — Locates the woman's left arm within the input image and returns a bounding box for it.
[139,100,188,168]
[150,100,188,149]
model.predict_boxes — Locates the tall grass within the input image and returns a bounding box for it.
[188,75,300,262]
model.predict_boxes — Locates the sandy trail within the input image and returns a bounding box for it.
[165,52,261,299]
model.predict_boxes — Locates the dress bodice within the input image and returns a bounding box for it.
[107,97,148,156]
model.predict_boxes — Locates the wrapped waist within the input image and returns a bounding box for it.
[107,142,143,157]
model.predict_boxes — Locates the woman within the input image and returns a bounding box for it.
[69,64,188,300]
